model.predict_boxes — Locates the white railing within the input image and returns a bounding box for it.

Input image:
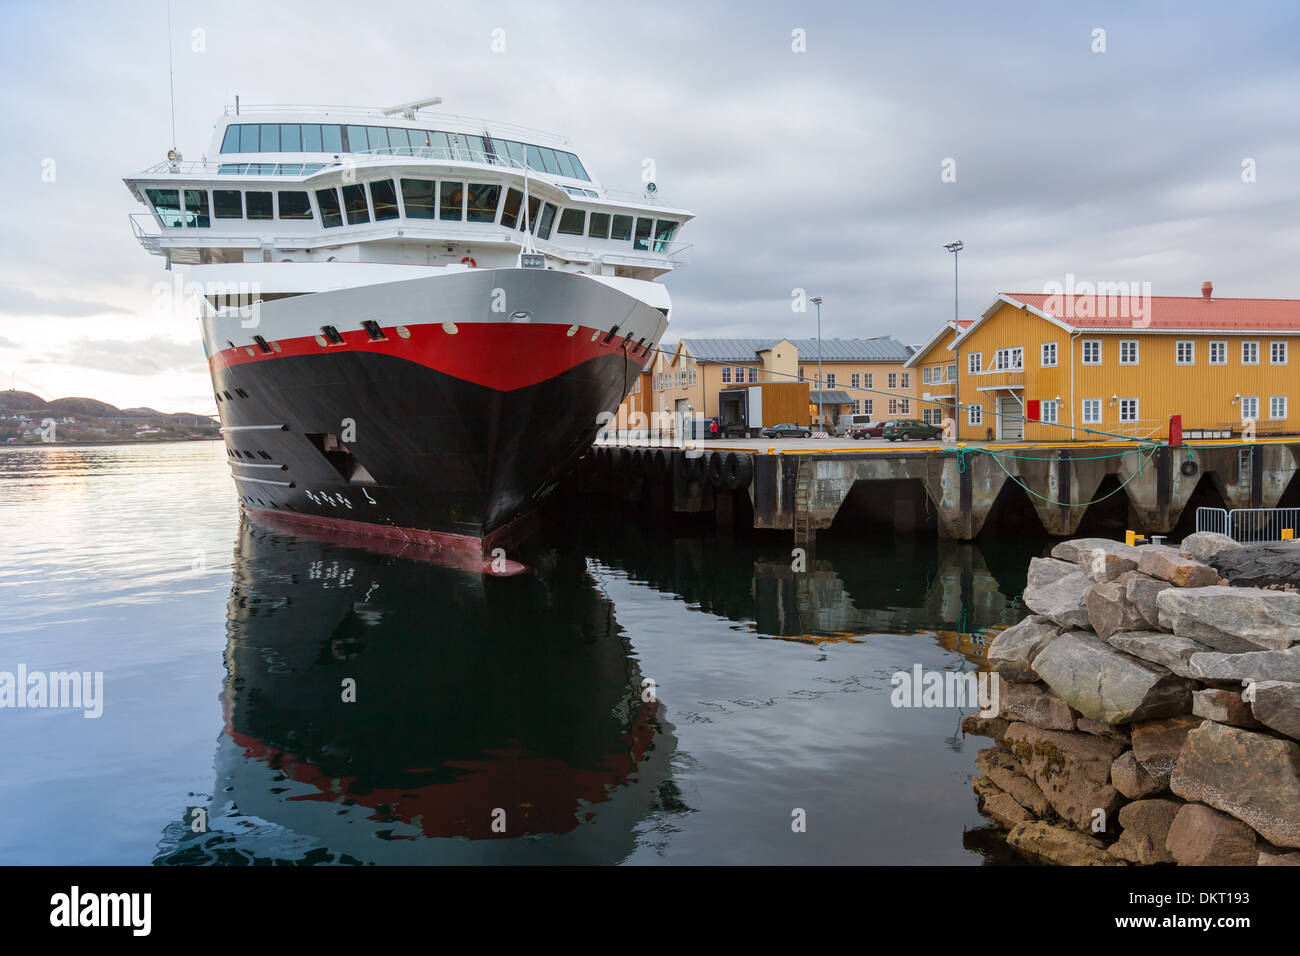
[221,104,572,146]
[1195,506,1300,542]
[1101,419,1162,440]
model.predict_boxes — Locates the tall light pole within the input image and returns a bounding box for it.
[811,295,824,433]
[944,241,963,431]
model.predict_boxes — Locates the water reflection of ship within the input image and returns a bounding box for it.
[155,520,679,865]
[574,521,1039,665]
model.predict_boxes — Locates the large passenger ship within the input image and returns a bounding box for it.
[124,99,692,571]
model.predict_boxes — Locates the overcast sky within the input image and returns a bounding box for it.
[2,0,1298,412]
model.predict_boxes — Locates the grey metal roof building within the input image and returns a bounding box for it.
[677,337,914,363]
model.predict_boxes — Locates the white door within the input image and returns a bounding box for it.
[998,397,1023,440]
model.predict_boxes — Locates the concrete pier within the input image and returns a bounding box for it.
[573,440,1300,548]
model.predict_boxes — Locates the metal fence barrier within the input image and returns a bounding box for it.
[1195,506,1300,542]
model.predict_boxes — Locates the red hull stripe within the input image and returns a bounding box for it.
[212,322,651,392]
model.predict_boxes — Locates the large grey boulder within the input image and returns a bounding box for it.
[1189,646,1300,683]
[1005,723,1126,832]
[1138,545,1222,588]
[1052,538,1142,582]
[1023,570,1092,630]
[1192,687,1261,728]
[1180,531,1242,563]
[1119,570,1173,629]
[1086,580,1148,640]
[1027,556,1081,590]
[1157,586,1300,653]
[1251,681,1300,741]
[987,615,1060,683]
[999,682,1076,731]
[1032,630,1193,724]
[1108,631,1210,679]
[1170,721,1300,849]
[1207,541,1300,588]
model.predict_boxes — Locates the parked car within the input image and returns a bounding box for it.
[882,419,943,442]
[761,423,812,439]
[834,413,875,437]
[850,421,886,439]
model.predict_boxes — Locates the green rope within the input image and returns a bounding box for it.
[978,445,1159,508]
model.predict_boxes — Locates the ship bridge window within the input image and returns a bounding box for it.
[439,181,464,220]
[588,212,611,239]
[369,179,400,221]
[467,183,501,222]
[315,187,343,227]
[537,202,557,239]
[345,126,369,152]
[519,195,541,232]
[610,214,633,241]
[633,217,653,251]
[553,150,577,179]
[246,191,273,220]
[400,179,437,219]
[557,208,585,235]
[280,124,301,151]
[464,134,487,159]
[214,190,242,218]
[342,183,370,224]
[653,219,678,252]
[145,188,183,228]
[321,125,342,152]
[183,189,210,228]
[537,147,562,176]
[239,125,259,151]
[500,187,523,228]
[220,126,239,153]
[259,124,280,151]
[503,140,526,167]
[278,191,313,219]
[366,126,391,151]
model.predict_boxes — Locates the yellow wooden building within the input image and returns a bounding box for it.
[909,284,1300,442]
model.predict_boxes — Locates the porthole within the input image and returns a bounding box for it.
[441,322,458,334]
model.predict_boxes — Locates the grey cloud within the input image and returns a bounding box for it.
[30,337,205,376]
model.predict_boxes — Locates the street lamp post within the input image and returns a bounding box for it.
[811,295,823,434]
[943,242,963,431]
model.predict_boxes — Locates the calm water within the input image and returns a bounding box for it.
[0,441,1044,865]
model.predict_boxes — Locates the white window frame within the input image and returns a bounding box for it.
[994,347,1024,371]
[1242,341,1259,365]
[1241,396,1259,422]
[720,366,731,384]
[888,373,897,389]
[851,372,861,389]
[1119,398,1139,422]
[1119,340,1139,365]
[1081,340,1101,365]
[1081,399,1101,424]
[1040,399,1059,424]
[1040,342,1058,368]
[902,372,911,388]
[851,399,861,415]
[1270,395,1287,420]
[1271,341,1288,365]
[865,374,873,389]
[945,365,955,383]
[746,367,756,383]
[968,352,982,375]
[1209,340,1227,365]
[922,367,931,385]
[825,373,836,388]
[899,398,910,414]
[1175,340,1194,365]
[863,399,873,417]
[968,403,982,425]
[888,398,898,415]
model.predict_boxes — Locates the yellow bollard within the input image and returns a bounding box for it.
[1125,530,1136,547]
[1283,528,1294,540]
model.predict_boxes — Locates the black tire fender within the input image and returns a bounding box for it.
[723,452,754,491]
[707,451,726,488]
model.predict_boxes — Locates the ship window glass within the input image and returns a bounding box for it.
[246,191,273,220]
[213,189,242,219]
[217,163,245,174]
[239,124,259,152]
[653,219,677,251]
[538,147,562,175]
[277,164,303,176]
[279,124,301,151]
[303,163,325,174]
[278,191,313,219]
[501,187,523,228]
[342,183,370,224]
[385,128,410,150]
[566,153,591,181]
[345,125,368,152]
[259,124,280,151]
[301,124,322,151]
[424,130,450,153]
[588,212,611,239]
[220,126,240,153]
[145,188,183,227]
[316,188,343,227]
[553,150,577,179]
[183,189,210,227]
[633,217,653,250]
[467,183,500,222]
[321,124,342,152]
[610,215,633,241]
[439,181,464,220]
[504,140,526,166]
[523,195,541,232]
[400,179,437,219]
[557,208,585,235]
[537,202,557,239]
[366,126,390,151]
[369,179,399,220]
[464,135,486,160]
[525,144,545,172]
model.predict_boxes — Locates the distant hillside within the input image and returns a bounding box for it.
[1,389,218,444]
[47,396,122,418]
[0,390,48,412]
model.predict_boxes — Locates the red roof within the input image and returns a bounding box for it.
[1003,292,1300,332]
